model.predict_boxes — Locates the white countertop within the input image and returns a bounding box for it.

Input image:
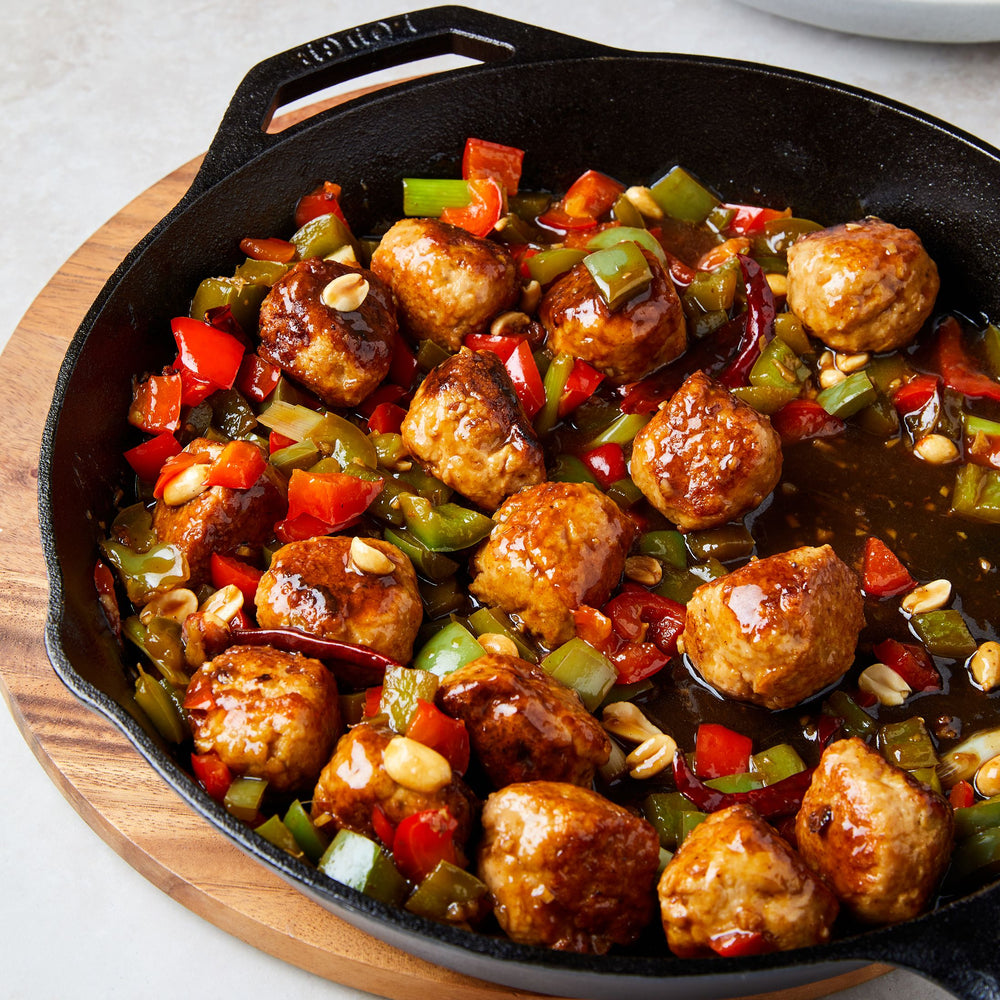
[3,2,999,998]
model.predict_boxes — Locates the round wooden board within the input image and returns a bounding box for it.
[0,88,891,1000]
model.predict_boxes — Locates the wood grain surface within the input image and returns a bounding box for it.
[0,88,889,1000]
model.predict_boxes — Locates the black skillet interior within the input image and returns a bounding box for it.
[38,7,1000,999]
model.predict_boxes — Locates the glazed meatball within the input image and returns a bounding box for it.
[255,535,421,663]
[311,722,476,847]
[630,370,782,531]
[795,738,954,924]
[370,218,519,352]
[185,644,340,794]
[469,481,633,647]
[658,804,839,957]
[539,248,686,384]
[436,654,610,788]
[400,349,545,510]
[257,258,396,408]
[786,218,940,353]
[478,781,660,954]
[681,544,864,710]
[152,438,285,590]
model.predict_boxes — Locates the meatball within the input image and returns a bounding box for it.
[152,438,285,590]
[370,218,519,352]
[185,644,340,794]
[255,535,421,663]
[478,781,660,954]
[658,804,839,957]
[257,258,396,408]
[795,738,954,924]
[786,218,940,353]
[630,370,782,531]
[539,248,686,384]
[681,544,864,710]
[311,722,476,847]
[436,654,610,788]
[469,481,633,647]
[400,349,545,510]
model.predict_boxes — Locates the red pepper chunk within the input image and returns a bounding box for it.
[695,723,753,779]
[294,181,347,229]
[562,169,625,220]
[709,928,775,958]
[367,401,407,436]
[406,699,471,775]
[391,809,459,884]
[236,353,281,403]
[599,589,686,684]
[171,316,246,391]
[239,236,297,263]
[558,358,604,417]
[206,440,267,490]
[580,443,628,489]
[152,451,204,500]
[872,638,940,691]
[950,780,975,810]
[210,552,264,607]
[371,803,396,851]
[440,177,504,238]
[891,373,940,414]
[771,399,845,445]
[934,316,1000,403]
[462,137,524,195]
[124,431,181,482]
[285,469,383,532]
[467,335,544,418]
[722,203,791,236]
[861,536,916,598]
[190,751,233,801]
[128,372,182,434]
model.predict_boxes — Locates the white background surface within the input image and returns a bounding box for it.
[3,2,1000,998]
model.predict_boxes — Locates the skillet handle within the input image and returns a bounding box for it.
[190,5,614,199]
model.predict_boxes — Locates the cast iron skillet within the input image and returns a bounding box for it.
[38,7,1000,999]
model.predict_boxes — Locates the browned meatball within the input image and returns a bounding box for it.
[630,370,782,531]
[370,218,519,352]
[786,218,940,353]
[311,722,476,847]
[658,804,839,957]
[478,781,660,953]
[255,535,421,663]
[185,644,340,794]
[681,544,864,710]
[469,481,633,647]
[436,654,610,788]
[257,258,396,408]
[152,438,285,590]
[795,738,954,924]
[400,349,545,510]
[539,248,686,384]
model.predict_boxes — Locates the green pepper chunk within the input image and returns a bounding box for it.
[984,323,1000,378]
[610,193,645,228]
[255,815,304,859]
[415,339,451,372]
[877,717,938,771]
[534,351,575,435]
[526,247,588,285]
[541,637,616,712]
[816,370,877,418]
[749,337,809,392]
[685,525,755,563]
[339,691,369,728]
[190,276,269,332]
[684,267,739,314]
[270,440,322,474]
[822,690,876,739]
[371,432,408,470]
[584,242,653,311]
[654,558,726,604]
[750,744,806,785]
[704,772,763,794]
[133,665,186,744]
[319,829,408,906]
[910,609,978,659]
[100,539,188,605]
[638,529,687,569]
[419,577,467,620]
[383,528,459,582]
[947,826,1000,887]
[753,217,823,255]
[397,467,453,505]
[951,463,1000,524]
[605,477,643,509]
[224,776,268,822]
[856,395,900,437]
[413,621,484,677]
[730,384,800,415]
[124,615,189,687]
[586,227,666,266]
[644,792,692,850]
[210,389,257,439]
[584,411,650,449]
[379,666,440,732]
[650,166,719,223]
[467,607,538,663]
[405,860,488,923]
[955,797,1000,840]
[291,212,355,260]
[398,496,494,552]
[549,455,598,487]
[284,800,331,863]
[772,313,812,356]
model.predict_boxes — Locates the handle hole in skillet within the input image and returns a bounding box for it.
[266,54,483,134]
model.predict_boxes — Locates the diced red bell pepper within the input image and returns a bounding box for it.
[695,723,753,779]
[562,169,625,220]
[357,382,409,418]
[210,552,264,606]
[205,304,250,346]
[406,699,471,775]
[205,440,267,490]
[580,443,628,489]
[391,809,458,883]
[388,331,420,389]
[709,929,775,958]
[440,177,504,238]
[171,316,246,392]
[891,373,940,414]
[124,431,181,482]
[872,638,940,691]
[269,430,296,454]
[558,358,605,417]
[285,469,383,532]
[722,203,791,236]
[950,780,975,810]
[771,398,845,445]
[152,451,204,500]
[861,536,916,598]
[239,236,297,263]
[367,401,407,435]
[470,335,544,418]
[172,359,217,406]
[236,353,281,403]
[364,686,384,718]
[273,511,336,543]
[934,316,1000,403]
[462,137,525,195]
[294,181,348,229]
[464,332,527,359]
[536,206,598,232]
[182,673,217,712]
[190,751,233,801]
[599,589,686,684]
[128,372,182,435]
[371,803,396,850]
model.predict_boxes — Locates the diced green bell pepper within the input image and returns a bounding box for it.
[534,351,575,435]
[685,525,754,563]
[877,717,939,771]
[654,558,727,604]
[224,776,268,822]
[910,609,978,659]
[772,313,812,356]
[583,411,650,449]
[730,384,799,415]
[685,267,739,314]
[541,637,616,711]
[750,743,806,785]
[749,337,809,391]
[704,772,763,794]
[549,454,599,487]
[416,339,451,372]
[383,527,459,583]
[100,539,188,606]
[284,800,331,864]
[124,615,189,687]
[856,395,900,437]
[419,577,467,620]
[753,217,823,255]
[379,666,440,732]
[650,166,719,223]
[984,323,1000,378]
[397,467,453,505]
[951,463,1000,524]
[955,797,1000,840]
[644,792,693,850]
[816,370,877,418]
[466,607,538,663]
[586,227,666,266]
[291,212,355,260]
[823,690,876,738]
[638,529,687,570]
[398,496,494,552]
[947,826,1000,887]
[605,477,643,509]
[319,829,408,906]
[405,860,488,923]
[256,815,304,859]
[190,276,270,333]
[413,620,484,677]
[133,665,186,744]
[526,247,587,285]
[271,440,322,475]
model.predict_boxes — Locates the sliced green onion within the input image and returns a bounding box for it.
[816,370,877,418]
[964,413,1000,438]
[541,637,616,711]
[401,178,471,217]
[584,242,653,311]
[650,166,719,223]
